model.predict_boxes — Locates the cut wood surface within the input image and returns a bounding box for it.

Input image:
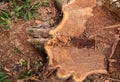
[45,0,120,81]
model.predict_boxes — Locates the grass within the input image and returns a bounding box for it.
[0,0,49,30]
[10,0,41,20]
[0,0,49,80]
[0,71,11,82]
[0,11,11,30]
[42,0,49,6]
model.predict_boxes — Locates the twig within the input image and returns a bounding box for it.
[103,24,120,29]
[108,77,120,82]
[109,40,118,58]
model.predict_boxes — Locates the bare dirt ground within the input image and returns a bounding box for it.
[0,0,61,81]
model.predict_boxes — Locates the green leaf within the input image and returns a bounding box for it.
[15,12,20,17]
[14,47,22,54]
[0,75,9,82]
[21,61,27,67]
[33,13,39,19]
[24,0,31,3]
[1,11,9,18]
[0,72,10,82]
[27,11,33,20]
[0,0,41,22]
[31,1,40,10]
[17,71,32,79]
[0,16,7,21]
[0,16,11,25]
[14,6,23,12]
[0,22,6,25]
[4,25,10,30]
[42,0,49,6]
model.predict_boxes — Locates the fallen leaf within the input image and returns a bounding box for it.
[35,20,41,25]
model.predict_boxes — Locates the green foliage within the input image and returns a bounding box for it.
[4,25,10,30]
[21,61,27,67]
[0,11,12,30]
[14,47,22,54]
[0,0,49,29]
[0,11,10,23]
[17,71,32,79]
[0,71,11,82]
[9,0,41,20]
[42,0,49,6]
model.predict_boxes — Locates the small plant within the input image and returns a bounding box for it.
[0,71,11,82]
[21,61,27,67]
[14,47,22,54]
[0,11,11,30]
[17,70,32,79]
[0,0,48,29]
[8,0,41,20]
[20,59,27,67]
[42,0,49,6]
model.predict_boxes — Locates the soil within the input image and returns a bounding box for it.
[0,0,61,81]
